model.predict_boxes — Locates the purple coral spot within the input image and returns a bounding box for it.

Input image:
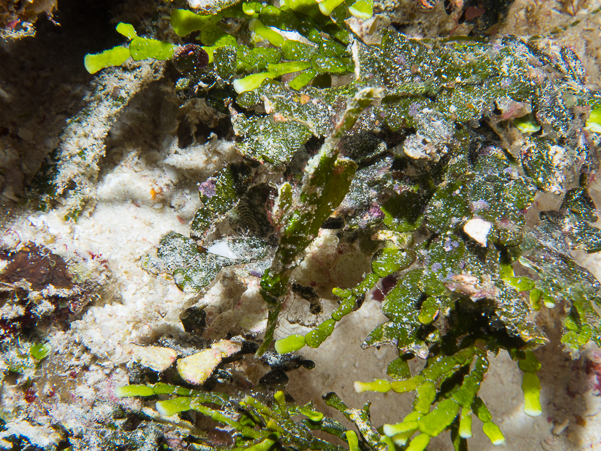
[408,103,420,117]
[444,272,455,281]
[199,179,216,198]
[431,262,442,272]
[372,288,385,301]
[381,274,397,294]
[175,44,209,68]
[369,204,385,219]
[443,240,454,252]
[470,200,489,212]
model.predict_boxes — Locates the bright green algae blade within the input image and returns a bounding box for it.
[84,46,130,74]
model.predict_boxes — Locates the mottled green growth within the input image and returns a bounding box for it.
[156,232,232,291]
[84,46,130,74]
[276,152,353,257]
[323,392,389,451]
[213,45,238,79]
[240,83,335,132]
[371,248,414,277]
[232,112,312,163]
[192,165,240,238]
[418,297,438,325]
[519,222,601,355]
[200,25,230,46]
[255,89,378,356]
[281,40,315,60]
[237,46,282,73]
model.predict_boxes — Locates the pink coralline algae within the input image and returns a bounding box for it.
[199,179,217,198]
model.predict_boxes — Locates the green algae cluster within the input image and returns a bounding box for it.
[49,1,601,450]
[115,383,364,451]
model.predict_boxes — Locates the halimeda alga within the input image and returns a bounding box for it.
[3,0,601,450]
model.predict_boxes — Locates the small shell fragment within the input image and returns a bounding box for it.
[463,218,492,247]
[130,345,178,373]
[207,241,238,259]
[177,339,242,385]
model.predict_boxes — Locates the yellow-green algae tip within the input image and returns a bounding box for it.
[586,107,601,133]
[345,431,359,451]
[249,18,284,46]
[171,8,219,37]
[514,114,541,133]
[233,72,275,93]
[84,46,130,74]
[354,379,392,393]
[246,438,276,451]
[522,372,542,417]
[268,61,312,77]
[115,384,155,397]
[274,334,305,354]
[318,0,346,16]
[459,406,473,438]
[406,433,430,451]
[116,22,137,40]
[348,0,373,20]
[386,412,420,445]
[156,397,192,416]
[383,420,419,437]
[482,422,505,445]
[297,407,324,422]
